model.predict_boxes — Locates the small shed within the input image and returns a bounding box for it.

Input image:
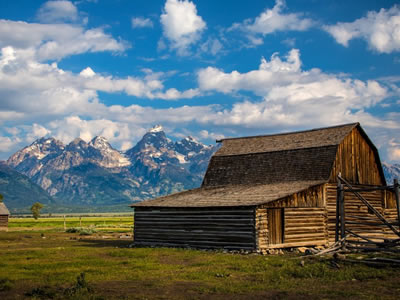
[0,202,10,230]
[132,123,397,250]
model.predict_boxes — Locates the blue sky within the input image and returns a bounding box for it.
[0,0,399,163]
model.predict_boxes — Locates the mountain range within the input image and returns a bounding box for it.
[1,125,399,213]
[382,163,400,185]
[2,125,217,211]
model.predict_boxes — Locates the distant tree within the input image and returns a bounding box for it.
[0,194,3,203]
[31,202,44,220]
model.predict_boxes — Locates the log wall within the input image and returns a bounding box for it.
[134,207,256,250]
[329,128,384,185]
[255,207,327,249]
[0,215,8,229]
[325,183,392,243]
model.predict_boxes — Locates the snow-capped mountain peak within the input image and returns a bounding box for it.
[6,126,218,206]
[149,124,163,133]
[89,136,111,150]
[7,137,64,166]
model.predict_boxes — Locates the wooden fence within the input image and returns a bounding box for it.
[336,175,400,252]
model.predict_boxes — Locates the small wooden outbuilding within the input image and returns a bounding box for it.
[0,202,10,230]
[132,123,398,250]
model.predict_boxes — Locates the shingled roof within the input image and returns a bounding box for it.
[132,180,325,207]
[0,202,10,215]
[133,122,381,208]
[202,123,359,188]
[215,123,358,156]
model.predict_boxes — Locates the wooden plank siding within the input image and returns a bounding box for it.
[324,183,398,243]
[384,190,397,209]
[329,127,384,185]
[0,215,8,229]
[255,207,327,250]
[260,184,325,208]
[134,207,256,250]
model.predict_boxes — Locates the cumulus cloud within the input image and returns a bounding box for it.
[230,0,313,45]
[200,38,223,56]
[0,20,128,61]
[131,17,153,28]
[36,1,80,24]
[160,0,206,55]
[0,45,201,125]
[324,5,400,53]
[199,130,225,141]
[197,49,390,129]
[0,135,22,152]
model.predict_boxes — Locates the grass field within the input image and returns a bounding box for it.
[8,216,133,233]
[0,217,399,299]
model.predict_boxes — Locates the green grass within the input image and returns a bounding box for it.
[0,223,399,299]
[8,216,133,233]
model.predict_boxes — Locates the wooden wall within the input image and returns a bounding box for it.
[134,207,256,250]
[255,207,327,249]
[0,215,8,229]
[329,128,384,185]
[384,190,397,209]
[261,184,325,208]
[324,183,396,243]
[255,184,328,249]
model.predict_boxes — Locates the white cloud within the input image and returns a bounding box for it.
[0,45,200,125]
[389,148,400,160]
[0,20,128,61]
[197,49,390,129]
[160,0,206,55]
[131,17,153,28]
[324,5,400,53]
[387,138,400,161]
[37,1,79,24]
[199,130,225,141]
[200,38,223,56]
[0,135,21,152]
[230,0,313,45]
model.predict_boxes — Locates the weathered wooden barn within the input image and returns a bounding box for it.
[132,123,399,250]
[0,202,10,230]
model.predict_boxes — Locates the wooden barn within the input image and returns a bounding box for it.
[0,202,10,230]
[132,123,399,251]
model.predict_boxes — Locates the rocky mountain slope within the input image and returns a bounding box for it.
[6,126,217,207]
[382,163,400,184]
[0,161,55,210]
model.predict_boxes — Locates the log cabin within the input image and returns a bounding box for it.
[131,123,398,250]
[0,202,10,230]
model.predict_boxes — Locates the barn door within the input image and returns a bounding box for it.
[268,208,284,244]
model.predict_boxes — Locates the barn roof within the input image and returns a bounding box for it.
[133,122,385,207]
[132,180,325,207]
[214,123,358,156]
[0,202,10,215]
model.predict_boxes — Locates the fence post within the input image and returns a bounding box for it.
[394,179,400,229]
[335,180,341,242]
[339,183,345,239]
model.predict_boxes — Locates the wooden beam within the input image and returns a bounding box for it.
[395,179,400,229]
[335,180,341,242]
